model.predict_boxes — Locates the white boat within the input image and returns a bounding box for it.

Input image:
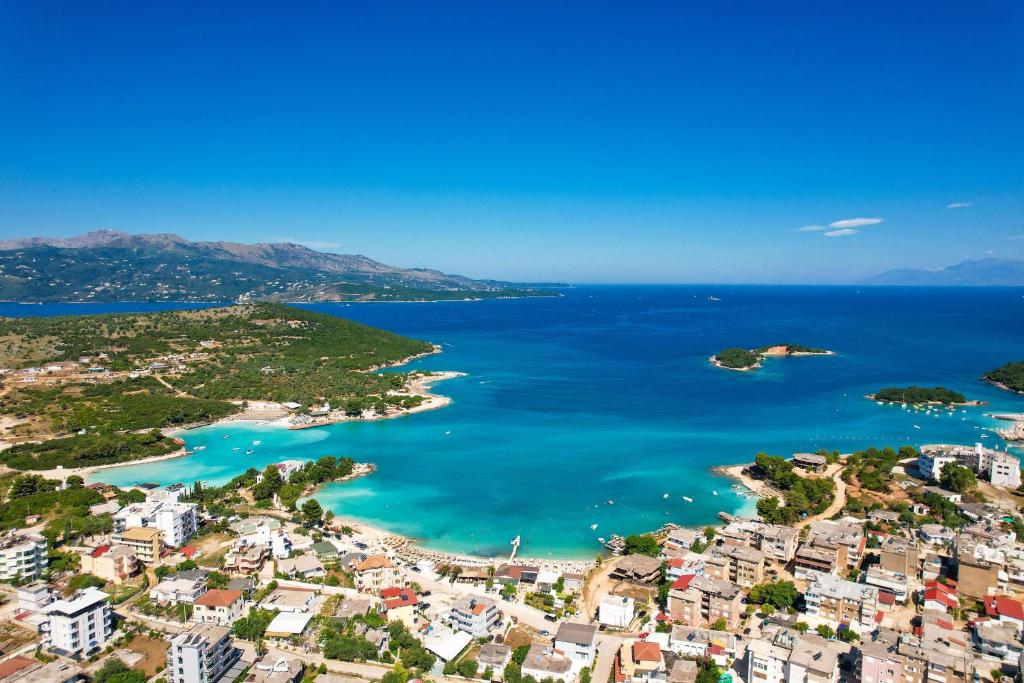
[590,524,598,530]
[598,537,606,544]
[682,496,694,503]
[246,449,254,454]
[913,425,921,429]
[607,500,615,505]
[223,435,230,439]
[232,447,240,451]
[662,493,669,499]
[253,440,262,445]
[712,491,718,496]
[193,445,206,451]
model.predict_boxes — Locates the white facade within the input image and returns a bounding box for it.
[42,587,113,657]
[598,595,635,628]
[449,595,500,636]
[115,500,198,547]
[0,533,47,581]
[167,622,240,683]
[990,452,1021,488]
[150,578,208,605]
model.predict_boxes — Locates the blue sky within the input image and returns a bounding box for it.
[1,2,1022,283]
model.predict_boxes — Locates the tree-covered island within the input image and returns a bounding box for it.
[710,343,832,371]
[984,361,1024,394]
[869,385,977,405]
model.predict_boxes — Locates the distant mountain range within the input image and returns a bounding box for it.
[0,229,556,302]
[863,258,1024,286]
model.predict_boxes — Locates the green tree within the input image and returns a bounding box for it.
[940,462,977,494]
[815,624,835,639]
[253,465,283,501]
[457,659,479,678]
[623,534,660,557]
[747,581,799,609]
[302,498,324,524]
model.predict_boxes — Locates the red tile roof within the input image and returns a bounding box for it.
[670,574,695,590]
[0,656,36,678]
[878,592,896,606]
[633,641,662,662]
[924,587,958,609]
[655,612,671,622]
[195,589,242,608]
[181,545,198,557]
[989,595,1024,621]
[382,587,419,610]
[874,610,885,624]
[91,545,111,558]
[666,558,684,568]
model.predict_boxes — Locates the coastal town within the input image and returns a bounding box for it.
[1,434,1024,683]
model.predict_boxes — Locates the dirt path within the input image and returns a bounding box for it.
[153,374,193,398]
[796,463,848,529]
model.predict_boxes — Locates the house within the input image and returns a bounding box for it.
[561,572,585,592]
[150,576,208,605]
[554,622,598,665]
[422,628,474,663]
[868,510,902,524]
[42,587,113,658]
[922,582,958,613]
[803,572,879,629]
[956,542,1002,599]
[226,543,270,574]
[260,588,316,614]
[248,656,304,683]
[335,597,374,620]
[864,566,911,604]
[599,595,635,628]
[16,581,52,614]
[112,527,164,565]
[80,544,140,585]
[616,639,665,683]
[878,536,919,576]
[984,595,1024,634]
[381,587,419,628]
[611,555,663,584]
[450,594,500,636]
[521,643,573,683]
[0,532,48,581]
[478,643,512,672]
[669,625,737,663]
[975,620,1024,664]
[352,555,400,591]
[264,612,315,639]
[310,541,340,560]
[276,554,325,580]
[918,524,955,545]
[166,622,241,683]
[193,589,245,625]
[792,452,827,472]
[663,528,701,553]
[256,460,306,484]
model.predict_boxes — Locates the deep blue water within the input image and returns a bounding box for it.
[6,286,1024,559]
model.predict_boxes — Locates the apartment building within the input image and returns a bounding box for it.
[669,625,738,661]
[716,519,798,563]
[707,544,764,587]
[166,622,241,683]
[42,587,114,658]
[918,443,1020,489]
[80,544,140,584]
[554,622,598,665]
[112,527,164,565]
[747,625,849,683]
[668,574,743,629]
[803,572,879,628]
[352,555,400,592]
[956,542,1002,598]
[114,500,198,547]
[449,594,500,636]
[0,532,48,581]
[805,520,865,568]
[794,545,844,579]
[150,576,208,605]
[878,536,919,576]
[859,628,971,683]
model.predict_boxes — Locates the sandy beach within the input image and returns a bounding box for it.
[711,462,781,498]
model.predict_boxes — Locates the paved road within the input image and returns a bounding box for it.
[253,642,472,683]
[592,634,622,683]
[797,463,848,529]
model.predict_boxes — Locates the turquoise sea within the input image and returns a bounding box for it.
[7,286,1024,559]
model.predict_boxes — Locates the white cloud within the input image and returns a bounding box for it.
[824,228,859,237]
[947,202,972,209]
[796,225,826,232]
[829,217,883,229]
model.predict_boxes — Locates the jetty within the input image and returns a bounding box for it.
[988,413,1024,422]
[509,534,521,561]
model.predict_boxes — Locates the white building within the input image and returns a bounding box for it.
[17,581,53,614]
[990,451,1021,488]
[803,572,879,629]
[918,443,1021,489]
[598,595,635,628]
[150,577,208,605]
[115,500,198,547]
[166,622,241,683]
[746,626,846,683]
[554,622,598,666]
[449,594,500,636]
[42,587,113,657]
[0,532,47,581]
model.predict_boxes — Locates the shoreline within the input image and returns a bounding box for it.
[709,347,834,372]
[865,394,985,407]
[710,462,781,498]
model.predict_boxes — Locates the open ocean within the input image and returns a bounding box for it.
[7,286,1024,559]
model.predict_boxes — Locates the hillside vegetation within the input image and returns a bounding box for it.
[0,303,433,469]
[985,361,1024,393]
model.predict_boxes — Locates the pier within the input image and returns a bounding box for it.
[509,534,521,561]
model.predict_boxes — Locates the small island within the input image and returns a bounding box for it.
[869,385,980,406]
[984,361,1024,394]
[710,343,833,371]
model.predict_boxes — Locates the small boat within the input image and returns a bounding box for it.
[708,296,721,301]
[253,440,262,445]
[598,537,606,544]
[913,425,921,429]
[223,435,230,439]
[246,449,254,454]
[445,431,451,435]
[590,524,598,530]
[193,445,206,451]
[607,500,615,505]
[712,491,718,496]
[682,496,694,503]
[662,493,669,499]
[232,447,240,451]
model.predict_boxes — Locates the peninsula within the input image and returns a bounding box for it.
[0,302,451,471]
[710,343,833,371]
[983,361,1024,394]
